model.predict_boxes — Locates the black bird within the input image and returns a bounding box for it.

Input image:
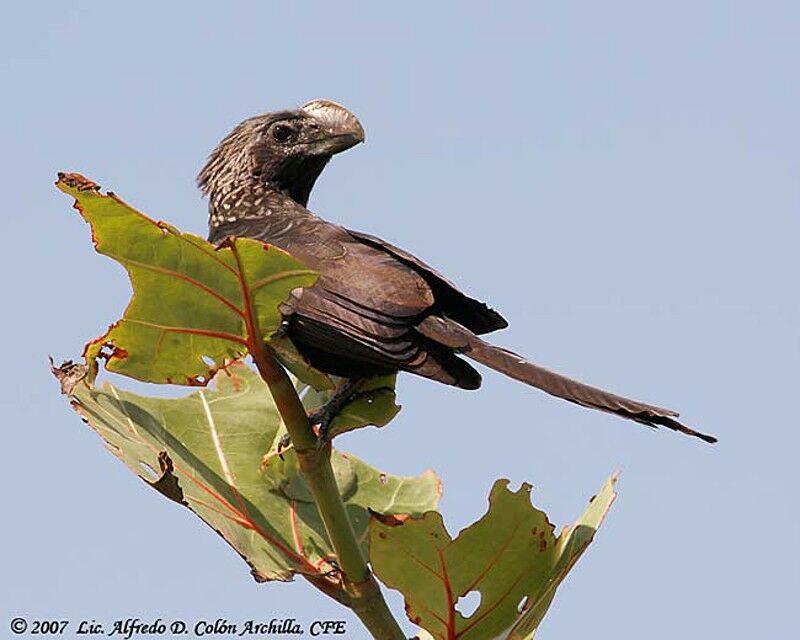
[198,100,716,444]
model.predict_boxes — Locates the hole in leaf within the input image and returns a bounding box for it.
[518,596,528,613]
[202,356,217,368]
[455,591,481,618]
[139,462,158,480]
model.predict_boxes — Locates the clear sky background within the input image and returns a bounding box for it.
[2,2,797,638]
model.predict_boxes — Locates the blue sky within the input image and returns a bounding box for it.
[1,2,797,638]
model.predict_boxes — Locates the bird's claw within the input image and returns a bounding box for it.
[306,378,365,449]
[307,407,335,449]
[276,432,292,460]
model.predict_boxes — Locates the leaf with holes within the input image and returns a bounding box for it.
[54,361,441,583]
[369,476,617,640]
[56,172,329,388]
[503,475,617,639]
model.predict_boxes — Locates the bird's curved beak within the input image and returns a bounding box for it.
[301,99,365,155]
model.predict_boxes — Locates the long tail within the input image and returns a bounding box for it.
[416,315,717,443]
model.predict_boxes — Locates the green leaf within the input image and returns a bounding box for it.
[56,361,441,583]
[505,474,618,639]
[56,172,326,387]
[369,476,617,640]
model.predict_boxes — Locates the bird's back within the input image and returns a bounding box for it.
[209,195,490,388]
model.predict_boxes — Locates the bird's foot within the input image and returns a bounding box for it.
[308,399,351,446]
[308,406,336,448]
[307,378,365,447]
[276,432,292,459]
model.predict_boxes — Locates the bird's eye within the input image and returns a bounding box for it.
[272,124,295,143]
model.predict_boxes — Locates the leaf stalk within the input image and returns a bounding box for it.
[250,345,405,640]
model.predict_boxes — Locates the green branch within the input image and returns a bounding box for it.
[250,346,405,640]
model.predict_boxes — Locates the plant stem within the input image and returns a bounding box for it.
[250,346,405,640]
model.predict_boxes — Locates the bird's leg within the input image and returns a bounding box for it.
[308,378,365,444]
[276,432,292,459]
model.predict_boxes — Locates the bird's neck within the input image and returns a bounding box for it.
[205,156,331,229]
[207,175,321,244]
[267,154,331,207]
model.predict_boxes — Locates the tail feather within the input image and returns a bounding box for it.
[416,315,717,444]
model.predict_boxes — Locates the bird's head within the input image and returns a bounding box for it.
[198,99,365,207]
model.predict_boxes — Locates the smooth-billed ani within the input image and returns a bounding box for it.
[198,100,716,444]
